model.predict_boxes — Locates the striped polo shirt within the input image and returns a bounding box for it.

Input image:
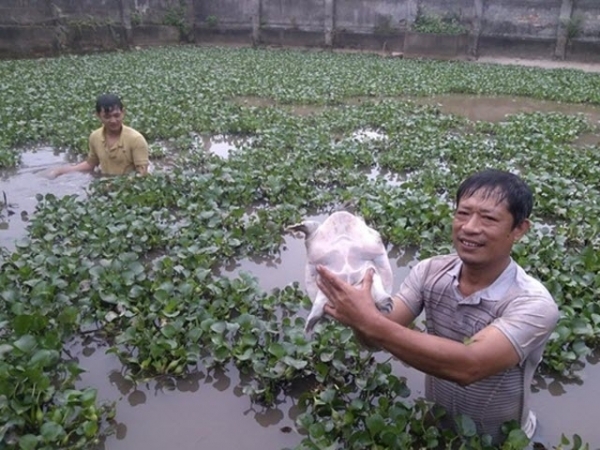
[397,254,559,444]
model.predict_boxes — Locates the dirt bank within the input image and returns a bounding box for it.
[476,56,600,73]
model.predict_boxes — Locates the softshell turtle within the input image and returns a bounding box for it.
[287,211,394,333]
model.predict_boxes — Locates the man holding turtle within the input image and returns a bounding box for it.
[317,169,559,446]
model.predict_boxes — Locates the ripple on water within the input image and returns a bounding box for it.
[0,146,91,250]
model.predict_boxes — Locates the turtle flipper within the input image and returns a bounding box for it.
[305,290,327,333]
[370,272,393,314]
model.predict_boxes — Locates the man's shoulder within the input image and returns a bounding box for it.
[121,125,146,140]
[512,264,556,304]
[417,253,460,272]
[89,126,104,141]
[410,253,460,284]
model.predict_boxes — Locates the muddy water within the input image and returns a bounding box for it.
[412,94,600,125]
[0,147,91,250]
[3,96,600,449]
[77,234,600,449]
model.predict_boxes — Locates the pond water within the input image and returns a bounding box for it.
[2,96,600,449]
[0,147,91,250]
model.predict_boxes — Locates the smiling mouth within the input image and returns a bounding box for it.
[459,239,483,248]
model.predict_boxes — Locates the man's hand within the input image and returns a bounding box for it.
[317,265,380,330]
[44,161,95,179]
[135,164,149,176]
[43,168,61,179]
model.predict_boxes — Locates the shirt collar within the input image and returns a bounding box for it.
[101,126,124,146]
[449,258,516,304]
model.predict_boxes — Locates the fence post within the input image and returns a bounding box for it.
[251,0,261,46]
[406,0,418,28]
[324,0,335,47]
[470,0,483,58]
[119,0,132,48]
[555,0,574,60]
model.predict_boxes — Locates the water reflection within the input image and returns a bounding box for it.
[413,94,600,125]
[200,133,251,159]
[75,339,301,450]
[0,146,90,249]
[127,390,147,407]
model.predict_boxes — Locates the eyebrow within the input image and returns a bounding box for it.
[456,204,504,215]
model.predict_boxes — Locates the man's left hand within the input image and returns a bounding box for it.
[317,265,380,328]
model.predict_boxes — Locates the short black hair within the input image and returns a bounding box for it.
[456,169,533,228]
[95,93,123,113]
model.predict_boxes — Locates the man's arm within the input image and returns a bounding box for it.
[131,134,150,176]
[48,160,96,178]
[352,295,416,350]
[135,164,149,175]
[318,265,520,386]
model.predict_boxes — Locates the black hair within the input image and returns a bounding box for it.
[456,169,533,228]
[95,93,124,113]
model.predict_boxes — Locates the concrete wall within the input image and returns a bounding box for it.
[576,0,600,40]
[260,0,324,31]
[1,0,599,61]
[335,0,409,34]
[196,0,255,29]
[483,0,562,38]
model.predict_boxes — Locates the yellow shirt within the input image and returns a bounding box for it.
[87,125,149,175]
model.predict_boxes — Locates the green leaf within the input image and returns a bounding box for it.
[30,349,59,367]
[454,414,477,437]
[13,335,37,353]
[40,421,65,441]
[282,356,307,370]
[210,322,227,334]
[365,413,385,437]
[80,388,97,406]
[18,434,39,450]
[308,423,325,439]
[268,342,286,359]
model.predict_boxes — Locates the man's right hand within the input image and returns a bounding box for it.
[43,168,62,179]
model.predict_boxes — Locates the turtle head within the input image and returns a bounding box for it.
[285,220,321,239]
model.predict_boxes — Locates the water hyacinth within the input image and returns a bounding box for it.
[1,46,599,449]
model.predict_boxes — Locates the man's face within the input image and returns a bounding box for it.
[97,106,124,134]
[452,190,529,268]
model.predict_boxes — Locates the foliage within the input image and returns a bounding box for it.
[64,15,117,31]
[130,11,142,27]
[205,15,219,28]
[413,7,468,35]
[0,47,599,448]
[0,141,20,169]
[563,15,584,41]
[162,0,191,40]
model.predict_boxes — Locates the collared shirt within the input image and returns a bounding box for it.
[87,125,149,175]
[396,254,559,444]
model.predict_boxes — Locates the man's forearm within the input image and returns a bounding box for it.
[358,314,481,385]
[54,160,94,176]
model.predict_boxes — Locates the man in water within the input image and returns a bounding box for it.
[50,93,149,177]
[316,169,559,445]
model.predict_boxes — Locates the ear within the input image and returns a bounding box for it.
[512,219,530,242]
